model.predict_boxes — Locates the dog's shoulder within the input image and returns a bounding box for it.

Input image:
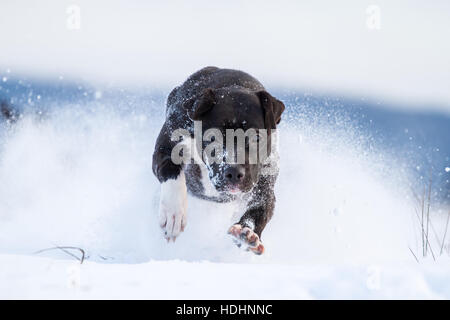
[173,67,265,103]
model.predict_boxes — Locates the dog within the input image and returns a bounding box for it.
[152,66,285,254]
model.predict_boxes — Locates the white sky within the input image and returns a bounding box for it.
[1,0,449,112]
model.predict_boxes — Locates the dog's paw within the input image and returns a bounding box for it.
[158,173,188,242]
[159,203,187,242]
[228,224,265,255]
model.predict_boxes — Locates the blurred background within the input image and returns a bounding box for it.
[1,0,448,196]
[1,0,450,110]
[0,1,449,264]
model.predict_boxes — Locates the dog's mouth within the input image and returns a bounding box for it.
[211,181,242,194]
[223,179,257,195]
[225,184,242,194]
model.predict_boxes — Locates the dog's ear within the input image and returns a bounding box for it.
[185,88,216,120]
[257,90,285,130]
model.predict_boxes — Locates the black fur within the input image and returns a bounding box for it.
[152,66,285,240]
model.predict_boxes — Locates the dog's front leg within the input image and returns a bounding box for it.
[152,121,188,242]
[228,175,276,255]
[158,170,187,242]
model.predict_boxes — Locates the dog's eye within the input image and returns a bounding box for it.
[210,136,215,142]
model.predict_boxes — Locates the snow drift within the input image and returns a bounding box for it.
[0,95,422,265]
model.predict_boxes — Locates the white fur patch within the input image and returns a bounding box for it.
[198,161,222,198]
[181,136,221,198]
[159,171,188,240]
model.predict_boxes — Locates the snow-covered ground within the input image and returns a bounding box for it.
[1,1,449,299]
[1,254,449,299]
[0,99,448,299]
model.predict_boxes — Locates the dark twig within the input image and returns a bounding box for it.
[409,247,419,263]
[34,246,86,264]
[413,207,436,261]
[425,169,432,256]
[421,184,426,256]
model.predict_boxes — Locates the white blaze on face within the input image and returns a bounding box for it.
[199,161,222,198]
[182,136,222,198]
[159,171,188,239]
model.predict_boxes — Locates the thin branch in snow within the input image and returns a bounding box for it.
[413,206,436,261]
[408,247,419,263]
[425,169,432,256]
[34,246,86,264]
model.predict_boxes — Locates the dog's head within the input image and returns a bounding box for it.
[186,87,285,194]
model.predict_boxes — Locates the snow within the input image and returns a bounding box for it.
[1,254,449,299]
[1,0,449,299]
[0,102,448,299]
[0,105,413,264]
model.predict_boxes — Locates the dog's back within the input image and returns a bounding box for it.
[167,66,265,114]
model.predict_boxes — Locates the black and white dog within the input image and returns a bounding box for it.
[152,67,285,254]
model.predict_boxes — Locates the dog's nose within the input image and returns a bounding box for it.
[224,166,245,184]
